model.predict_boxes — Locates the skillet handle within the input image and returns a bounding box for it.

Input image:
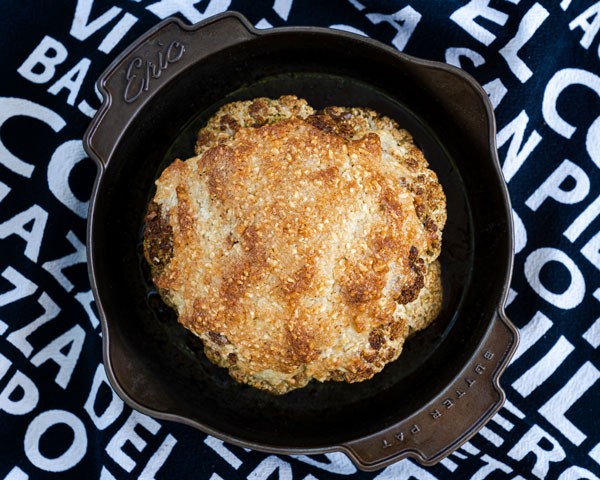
[341,310,519,471]
[84,12,258,168]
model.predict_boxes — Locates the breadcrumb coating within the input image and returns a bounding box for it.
[144,95,446,394]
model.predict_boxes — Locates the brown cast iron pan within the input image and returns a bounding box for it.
[83,12,519,471]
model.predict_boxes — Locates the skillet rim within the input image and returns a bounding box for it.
[83,12,518,470]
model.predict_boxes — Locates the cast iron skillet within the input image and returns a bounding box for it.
[83,12,518,471]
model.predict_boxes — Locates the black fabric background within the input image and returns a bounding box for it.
[0,1,598,478]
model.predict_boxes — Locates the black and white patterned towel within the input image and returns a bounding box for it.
[0,1,598,478]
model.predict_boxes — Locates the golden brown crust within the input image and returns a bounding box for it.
[144,95,446,394]
[143,202,174,277]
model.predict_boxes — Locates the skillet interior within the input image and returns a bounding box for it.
[90,31,510,449]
